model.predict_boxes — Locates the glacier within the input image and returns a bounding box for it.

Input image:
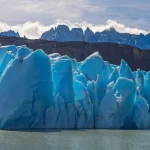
[0,45,150,129]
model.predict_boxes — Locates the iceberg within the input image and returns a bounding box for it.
[0,45,150,129]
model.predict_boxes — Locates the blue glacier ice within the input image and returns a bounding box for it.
[0,51,15,76]
[0,47,53,129]
[0,45,150,129]
[113,77,136,128]
[80,52,105,81]
[95,82,117,128]
[0,45,18,64]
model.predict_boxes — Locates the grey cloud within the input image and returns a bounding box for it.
[0,0,149,31]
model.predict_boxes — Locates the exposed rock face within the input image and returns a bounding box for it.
[41,28,55,41]
[55,25,70,41]
[70,28,84,41]
[40,25,150,49]
[0,35,150,71]
[84,27,94,42]
[0,30,20,37]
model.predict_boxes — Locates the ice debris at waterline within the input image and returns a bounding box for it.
[0,45,150,130]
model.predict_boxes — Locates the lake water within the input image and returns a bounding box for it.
[0,130,149,150]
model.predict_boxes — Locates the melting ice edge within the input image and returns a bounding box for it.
[0,45,149,129]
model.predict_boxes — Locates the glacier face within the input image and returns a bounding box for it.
[41,25,150,49]
[0,45,150,129]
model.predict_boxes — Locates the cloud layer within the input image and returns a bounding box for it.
[0,20,149,39]
[0,0,149,39]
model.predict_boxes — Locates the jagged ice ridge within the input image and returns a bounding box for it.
[0,45,150,129]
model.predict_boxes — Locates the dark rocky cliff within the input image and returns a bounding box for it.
[0,36,150,71]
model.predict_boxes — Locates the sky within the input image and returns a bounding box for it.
[0,0,149,39]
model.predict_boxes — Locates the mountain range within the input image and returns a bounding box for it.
[0,25,150,50]
[0,30,20,37]
[41,25,150,49]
